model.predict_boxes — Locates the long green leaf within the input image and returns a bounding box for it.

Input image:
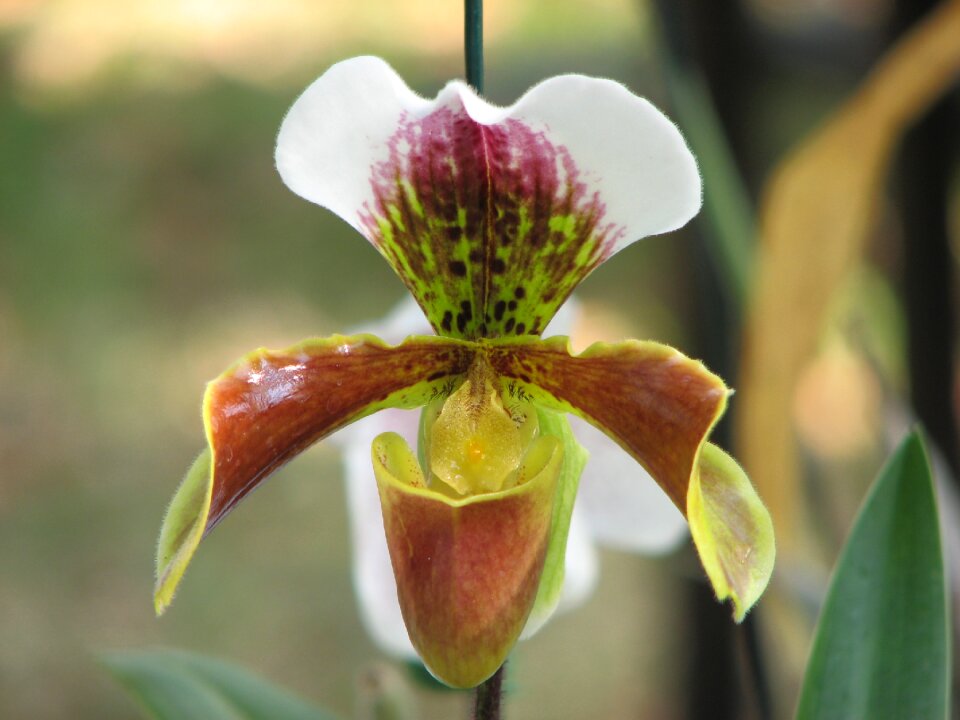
[103,649,340,720]
[795,431,949,719]
[662,63,756,310]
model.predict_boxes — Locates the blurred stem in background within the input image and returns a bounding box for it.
[894,0,960,478]
[652,0,757,313]
[648,1,768,718]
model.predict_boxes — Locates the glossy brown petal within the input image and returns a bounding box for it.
[155,334,474,613]
[485,336,728,511]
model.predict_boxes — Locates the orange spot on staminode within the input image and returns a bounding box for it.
[467,439,485,464]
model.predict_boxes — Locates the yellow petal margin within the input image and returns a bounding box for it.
[155,334,474,615]
[687,443,775,621]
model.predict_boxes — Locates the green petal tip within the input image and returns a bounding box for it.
[154,449,214,616]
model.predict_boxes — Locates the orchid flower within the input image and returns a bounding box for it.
[154,56,775,689]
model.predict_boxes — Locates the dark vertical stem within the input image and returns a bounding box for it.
[684,573,739,719]
[464,0,484,94]
[682,155,772,720]
[902,99,959,475]
[473,664,504,720]
[652,0,769,717]
[894,0,960,478]
[740,614,772,720]
[683,212,741,720]
[465,0,492,715]
[663,0,757,185]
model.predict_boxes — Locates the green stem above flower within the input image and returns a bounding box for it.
[464,0,484,93]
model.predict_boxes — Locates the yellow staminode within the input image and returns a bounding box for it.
[429,366,540,496]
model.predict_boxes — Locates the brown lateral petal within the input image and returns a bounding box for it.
[203,334,474,531]
[155,334,473,613]
[485,336,728,510]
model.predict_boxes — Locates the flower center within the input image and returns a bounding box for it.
[425,356,541,496]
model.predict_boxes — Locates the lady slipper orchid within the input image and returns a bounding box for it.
[154,56,775,689]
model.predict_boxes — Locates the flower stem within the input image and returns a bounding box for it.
[464,0,484,93]
[472,663,504,720]
[461,4,497,711]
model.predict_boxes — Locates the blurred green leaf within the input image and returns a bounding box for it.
[795,432,948,720]
[355,663,419,720]
[662,64,756,309]
[103,649,340,720]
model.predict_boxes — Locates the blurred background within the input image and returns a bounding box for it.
[1,0,957,718]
